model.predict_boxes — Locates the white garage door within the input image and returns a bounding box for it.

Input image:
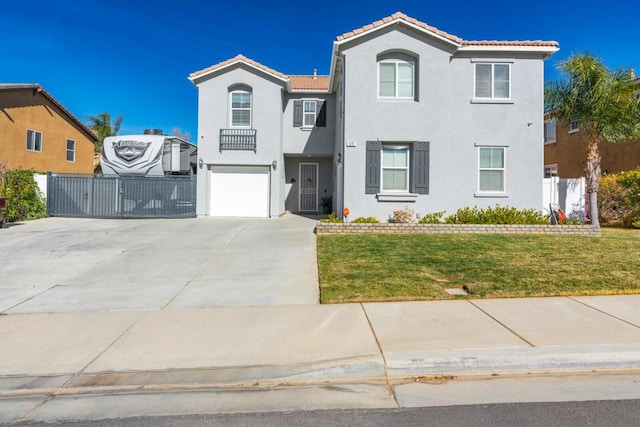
[210,166,270,217]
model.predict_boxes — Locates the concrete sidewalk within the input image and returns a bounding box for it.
[1,295,640,423]
[1,296,639,391]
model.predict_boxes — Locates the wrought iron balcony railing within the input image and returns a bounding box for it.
[219,128,257,153]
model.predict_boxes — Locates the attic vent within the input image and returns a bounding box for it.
[144,129,163,135]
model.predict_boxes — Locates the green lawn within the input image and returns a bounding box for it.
[317,228,640,303]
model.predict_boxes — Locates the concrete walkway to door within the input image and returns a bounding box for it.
[0,214,319,314]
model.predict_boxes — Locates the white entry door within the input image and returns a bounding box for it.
[299,162,318,212]
[210,166,270,217]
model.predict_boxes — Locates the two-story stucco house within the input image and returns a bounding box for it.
[189,12,558,219]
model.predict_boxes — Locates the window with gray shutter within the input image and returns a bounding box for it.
[411,141,430,194]
[365,141,381,194]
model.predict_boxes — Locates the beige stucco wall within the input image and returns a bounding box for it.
[0,89,95,173]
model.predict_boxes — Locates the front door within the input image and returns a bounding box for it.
[299,162,318,212]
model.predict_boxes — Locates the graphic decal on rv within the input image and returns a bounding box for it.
[112,140,152,163]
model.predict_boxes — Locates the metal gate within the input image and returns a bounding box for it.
[46,173,196,218]
[299,162,318,212]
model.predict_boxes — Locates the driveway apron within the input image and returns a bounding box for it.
[1,215,319,313]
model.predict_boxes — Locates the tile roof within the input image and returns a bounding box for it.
[336,11,558,48]
[189,54,287,81]
[337,12,462,44]
[190,55,330,91]
[0,84,98,141]
[289,75,330,91]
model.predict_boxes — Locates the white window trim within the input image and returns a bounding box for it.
[569,118,580,133]
[66,139,76,163]
[544,163,558,178]
[544,119,557,144]
[229,89,252,128]
[381,144,410,192]
[377,60,415,99]
[473,63,512,101]
[477,146,507,195]
[302,100,317,128]
[26,129,43,152]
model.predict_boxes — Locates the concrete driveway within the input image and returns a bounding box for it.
[0,214,319,313]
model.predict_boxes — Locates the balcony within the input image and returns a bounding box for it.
[219,128,257,153]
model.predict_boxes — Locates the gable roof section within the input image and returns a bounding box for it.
[189,55,330,92]
[0,84,98,142]
[337,11,463,46]
[189,54,289,85]
[335,12,558,50]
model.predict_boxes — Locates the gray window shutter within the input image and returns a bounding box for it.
[365,140,381,194]
[293,100,303,127]
[315,100,326,127]
[412,141,430,194]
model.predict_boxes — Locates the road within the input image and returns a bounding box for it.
[16,400,640,427]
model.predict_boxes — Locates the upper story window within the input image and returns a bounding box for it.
[229,88,252,127]
[475,63,510,99]
[66,139,76,162]
[26,129,42,152]
[569,117,579,133]
[378,60,414,98]
[377,51,417,99]
[293,99,326,128]
[544,119,556,144]
[303,101,317,127]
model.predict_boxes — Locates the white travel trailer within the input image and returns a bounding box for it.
[101,134,197,176]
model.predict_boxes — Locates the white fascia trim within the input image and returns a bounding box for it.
[290,89,330,94]
[328,42,340,93]
[189,60,290,86]
[335,20,462,49]
[459,45,559,55]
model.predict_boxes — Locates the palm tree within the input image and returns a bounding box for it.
[86,112,123,154]
[545,53,640,227]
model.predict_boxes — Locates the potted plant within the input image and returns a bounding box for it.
[320,196,332,214]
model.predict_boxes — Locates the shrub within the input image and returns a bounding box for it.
[320,212,343,223]
[418,211,445,224]
[352,216,380,223]
[0,167,47,222]
[444,205,547,225]
[391,207,415,223]
[598,167,640,228]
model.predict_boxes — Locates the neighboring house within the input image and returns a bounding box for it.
[189,12,558,219]
[544,79,640,178]
[0,84,97,173]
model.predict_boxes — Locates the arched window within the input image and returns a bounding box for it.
[377,51,416,99]
[229,86,252,127]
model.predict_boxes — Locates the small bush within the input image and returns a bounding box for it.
[391,207,415,223]
[418,211,445,224]
[352,216,380,223]
[320,212,343,223]
[599,167,640,228]
[444,205,547,225]
[0,167,46,222]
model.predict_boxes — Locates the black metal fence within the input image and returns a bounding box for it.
[47,173,196,218]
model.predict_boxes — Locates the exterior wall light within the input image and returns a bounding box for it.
[272,160,277,170]
[337,152,342,163]
[198,158,204,169]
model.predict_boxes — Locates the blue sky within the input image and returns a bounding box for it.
[2,0,637,141]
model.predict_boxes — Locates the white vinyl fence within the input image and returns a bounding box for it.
[543,177,586,222]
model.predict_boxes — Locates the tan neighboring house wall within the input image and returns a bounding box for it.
[544,119,640,178]
[544,78,640,178]
[0,84,97,173]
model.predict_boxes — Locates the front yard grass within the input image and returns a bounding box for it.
[317,228,640,303]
